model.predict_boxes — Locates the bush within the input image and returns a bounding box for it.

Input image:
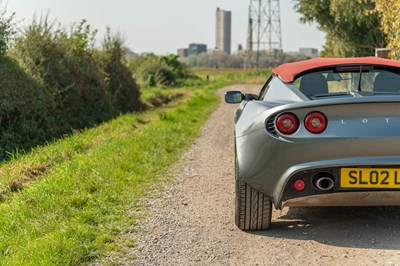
[11,18,115,134]
[101,29,143,113]
[0,4,15,57]
[128,53,191,88]
[0,56,54,157]
[0,7,55,159]
[1,16,143,159]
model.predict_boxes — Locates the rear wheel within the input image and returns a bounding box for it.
[235,160,272,230]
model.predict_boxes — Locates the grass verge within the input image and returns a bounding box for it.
[0,81,227,265]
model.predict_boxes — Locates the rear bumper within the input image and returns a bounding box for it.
[236,128,400,209]
[276,159,400,208]
[283,191,400,207]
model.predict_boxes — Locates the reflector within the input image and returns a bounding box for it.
[294,180,305,191]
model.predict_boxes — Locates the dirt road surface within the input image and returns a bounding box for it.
[124,85,400,265]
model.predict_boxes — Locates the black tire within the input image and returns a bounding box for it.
[235,160,272,230]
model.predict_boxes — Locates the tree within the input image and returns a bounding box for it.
[294,0,386,57]
[367,0,400,59]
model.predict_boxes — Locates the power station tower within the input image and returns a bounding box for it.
[245,0,282,68]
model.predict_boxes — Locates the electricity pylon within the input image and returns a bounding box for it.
[245,0,282,68]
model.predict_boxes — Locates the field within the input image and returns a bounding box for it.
[193,68,271,85]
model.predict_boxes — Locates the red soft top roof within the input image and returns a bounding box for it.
[272,57,400,83]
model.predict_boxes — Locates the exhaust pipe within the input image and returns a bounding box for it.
[314,176,334,191]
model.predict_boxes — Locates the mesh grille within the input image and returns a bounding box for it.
[266,115,277,136]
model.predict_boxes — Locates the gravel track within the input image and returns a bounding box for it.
[117,85,400,265]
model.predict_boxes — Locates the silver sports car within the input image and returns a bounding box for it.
[226,57,400,230]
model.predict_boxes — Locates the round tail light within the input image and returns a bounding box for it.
[276,113,299,135]
[305,111,327,134]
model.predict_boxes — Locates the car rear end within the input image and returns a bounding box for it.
[236,97,400,209]
[230,58,400,230]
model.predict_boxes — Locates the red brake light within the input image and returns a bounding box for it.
[276,113,299,135]
[305,112,327,134]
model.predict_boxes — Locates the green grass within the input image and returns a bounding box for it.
[0,80,227,265]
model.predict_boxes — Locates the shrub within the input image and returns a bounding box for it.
[128,53,191,88]
[0,4,203,159]
[0,6,55,159]
[101,29,143,113]
[0,3,15,57]
[11,18,115,134]
[4,16,143,159]
[0,56,54,158]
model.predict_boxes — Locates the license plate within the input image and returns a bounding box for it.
[341,168,400,188]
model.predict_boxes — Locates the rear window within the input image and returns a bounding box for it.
[293,68,400,98]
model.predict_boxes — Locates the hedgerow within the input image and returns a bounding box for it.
[12,19,113,133]
[0,15,143,160]
[0,56,54,157]
[0,3,196,160]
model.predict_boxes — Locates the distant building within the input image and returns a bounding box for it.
[188,43,207,56]
[177,48,189,58]
[216,7,232,55]
[299,48,319,58]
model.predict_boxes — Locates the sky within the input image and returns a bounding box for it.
[6,0,326,55]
